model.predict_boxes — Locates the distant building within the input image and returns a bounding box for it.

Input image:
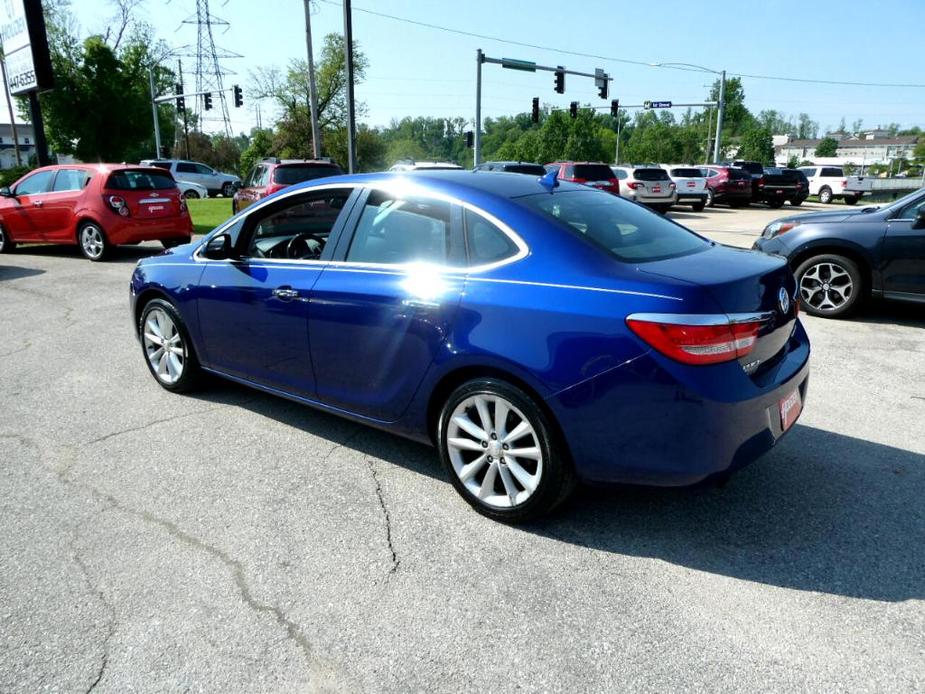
[775,133,917,166]
[0,123,35,168]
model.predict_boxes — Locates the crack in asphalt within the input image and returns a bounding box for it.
[0,337,32,358]
[364,457,400,578]
[0,283,76,326]
[70,511,117,694]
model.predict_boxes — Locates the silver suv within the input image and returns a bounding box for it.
[140,159,241,198]
[611,166,678,212]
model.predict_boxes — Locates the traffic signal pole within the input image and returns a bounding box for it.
[149,70,162,158]
[473,49,611,166]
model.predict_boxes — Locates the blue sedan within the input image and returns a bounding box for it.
[130,171,810,522]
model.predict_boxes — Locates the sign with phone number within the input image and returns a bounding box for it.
[1,0,51,95]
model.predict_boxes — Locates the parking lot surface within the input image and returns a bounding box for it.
[1,203,923,692]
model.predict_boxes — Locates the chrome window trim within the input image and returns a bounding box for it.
[193,179,530,274]
[626,312,775,325]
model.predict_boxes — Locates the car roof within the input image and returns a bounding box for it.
[289,169,590,200]
[29,163,167,174]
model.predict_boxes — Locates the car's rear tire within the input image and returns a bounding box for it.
[795,254,863,318]
[221,182,235,198]
[704,188,715,207]
[818,186,833,204]
[692,201,706,212]
[0,224,15,253]
[78,222,110,261]
[183,189,200,200]
[789,198,803,207]
[138,298,202,392]
[231,199,238,215]
[843,195,859,206]
[767,198,785,209]
[437,378,575,523]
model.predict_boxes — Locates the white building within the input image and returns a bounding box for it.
[0,123,36,169]
[775,134,918,167]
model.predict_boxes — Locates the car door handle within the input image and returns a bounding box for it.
[402,298,441,309]
[32,200,43,207]
[272,288,300,300]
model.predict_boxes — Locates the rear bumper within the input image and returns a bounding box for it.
[676,192,708,202]
[549,321,811,486]
[714,188,751,203]
[106,214,193,244]
[629,193,678,205]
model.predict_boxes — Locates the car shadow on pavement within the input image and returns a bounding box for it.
[0,265,45,281]
[6,244,166,264]
[531,424,925,602]
[852,300,925,328]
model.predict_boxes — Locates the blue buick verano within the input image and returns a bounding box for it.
[130,171,809,522]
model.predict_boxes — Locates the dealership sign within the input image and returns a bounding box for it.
[1,0,53,95]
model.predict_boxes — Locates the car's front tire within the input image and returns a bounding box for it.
[795,254,863,318]
[183,189,200,200]
[78,222,110,261]
[0,224,15,253]
[139,298,202,392]
[437,378,575,523]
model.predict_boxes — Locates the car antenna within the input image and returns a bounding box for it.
[538,168,559,192]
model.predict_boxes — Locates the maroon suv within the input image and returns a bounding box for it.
[699,166,753,208]
[233,158,343,213]
[544,161,620,195]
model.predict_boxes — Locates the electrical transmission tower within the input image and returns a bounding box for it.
[176,0,241,136]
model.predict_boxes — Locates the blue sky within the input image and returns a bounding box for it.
[75,0,925,137]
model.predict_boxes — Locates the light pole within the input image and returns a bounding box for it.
[651,62,726,163]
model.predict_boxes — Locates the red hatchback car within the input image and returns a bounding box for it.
[232,158,343,214]
[544,161,620,195]
[0,164,193,261]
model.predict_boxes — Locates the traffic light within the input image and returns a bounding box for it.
[531,97,539,123]
[464,130,474,148]
[610,99,620,118]
[203,92,213,111]
[233,84,243,108]
[554,67,565,94]
[595,69,609,99]
[569,101,578,119]
[175,83,185,114]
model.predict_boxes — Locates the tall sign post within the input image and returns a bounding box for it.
[0,0,54,165]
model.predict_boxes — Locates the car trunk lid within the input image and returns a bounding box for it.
[105,169,183,219]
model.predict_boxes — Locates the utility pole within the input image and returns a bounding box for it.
[705,105,713,164]
[178,59,191,160]
[342,0,357,172]
[149,69,162,158]
[615,114,622,165]
[474,49,483,166]
[303,0,322,158]
[713,70,726,163]
[0,54,21,166]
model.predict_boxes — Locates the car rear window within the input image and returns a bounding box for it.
[106,169,176,191]
[728,168,752,180]
[735,162,763,175]
[502,164,547,176]
[273,164,343,185]
[671,168,702,177]
[519,190,707,263]
[634,168,670,181]
[573,164,614,181]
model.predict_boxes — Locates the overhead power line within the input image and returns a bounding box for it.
[320,0,925,89]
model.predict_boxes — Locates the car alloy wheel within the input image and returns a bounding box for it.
[705,188,714,207]
[439,379,574,522]
[143,307,187,385]
[183,189,200,199]
[819,186,833,204]
[222,183,235,197]
[797,257,859,316]
[79,223,108,261]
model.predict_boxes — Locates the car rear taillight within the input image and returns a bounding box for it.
[757,177,766,188]
[178,196,187,213]
[107,195,130,217]
[265,182,287,195]
[627,181,642,190]
[841,179,847,187]
[626,315,765,366]
[609,178,620,193]
[570,177,587,184]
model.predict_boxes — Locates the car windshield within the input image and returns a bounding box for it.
[107,169,176,190]
[573,164,614,181]
[882,188,925,213]
[273,165,342,185]
[634,168,670,181]
[671,168,702,177]
[518,190,708,263]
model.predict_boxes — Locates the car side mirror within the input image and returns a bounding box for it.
[913,208,925,230]
[203,233,234,260]
[0,186,13,197]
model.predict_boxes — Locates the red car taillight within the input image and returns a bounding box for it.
[265,182,287,195]
[757,177,766,188]
[179,196,188,213]
[841,179,847,187]
[107,195,130,217]
[570,177,587,184]
[627,181,642,190]
[626,315,765,366]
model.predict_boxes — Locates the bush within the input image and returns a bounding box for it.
[0,165,32,188]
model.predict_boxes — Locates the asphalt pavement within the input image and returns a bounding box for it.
[1,203,923,692]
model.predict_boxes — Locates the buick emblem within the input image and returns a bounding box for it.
[778,287,790,314]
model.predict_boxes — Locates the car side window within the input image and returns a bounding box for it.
[176,162,196,174]
[802,168,817,177]
[897,196,925,220]
[612,169,628,180]
[14,170,54,195]
[243,188,353,260]
[256,166,271,187]
[464,209,518,266]
[196,164,214,176]
[52,169,89,192]
[346,191,460,266]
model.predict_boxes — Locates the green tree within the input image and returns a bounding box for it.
[786,155,800,169]
[239,128,274,178]
[796,113,818,139]
[709,77,754,137]
[815,137,839,157]
[738,127,774,164]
